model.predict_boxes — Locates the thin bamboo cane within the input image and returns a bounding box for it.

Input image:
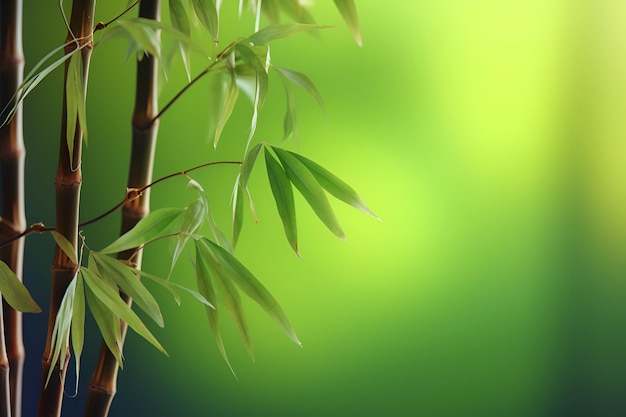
[36,1,95,416]
[0,0,26,416]
[83,1,161,416]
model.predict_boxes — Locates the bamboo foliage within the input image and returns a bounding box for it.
[0,1,369,416]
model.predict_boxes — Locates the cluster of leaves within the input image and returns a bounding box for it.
[0,0,370,381]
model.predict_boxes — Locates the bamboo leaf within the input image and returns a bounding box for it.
[133,267,214,309]
[169,0,193,79]
[91,252,164,327]
[197,240,254,360]
[241,142,263,189]
[333,0,362,46]
[65,51,88,165]
[100,207,184,255]
[45,275,76,387]
[172,183,207,274]
[231,176,244,248]
[82,266,168,356]
[214,53,239,148]
[71,273,85,394]
[1,43,79,127]
[246,23,330,45]
[280,0,316,25]
[0,260,41,313]
[204,238,301,346]
[192,0,219,45]
[235,43,269,150]
[261,0,280,24]
[84,270,123,366]
[273,65,324,112]
[264,147,299,255]
[272,146,345,240]
[116,19,161,59]
[275,70,298,142]
[195,242,236,376]
[50,230,77,264]
[289,151,380,220]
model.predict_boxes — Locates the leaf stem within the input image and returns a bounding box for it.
[0,161,242,248]
[146,40,241,128]
[93,0,142,32]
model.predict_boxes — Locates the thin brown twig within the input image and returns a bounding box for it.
[93,0,142,32]
[0,160,242,248]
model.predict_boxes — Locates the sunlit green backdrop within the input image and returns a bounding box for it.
[17,1,626,416]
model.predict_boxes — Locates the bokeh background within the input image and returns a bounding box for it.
[16,1,626,416]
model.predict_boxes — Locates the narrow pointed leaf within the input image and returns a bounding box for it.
[172,196,207,274]
[100,207,184,254]
[214,54,239,148]
[65,52,80,164]
[204,239,301,346]
[264,147,298,255]
[273,65,324,112]
[50,230,77,264]
[290,151,379,220]
[197,239,253,359]
[169,0,192,79]
[261,0,280,24]
[232,177,244,248]
[91,252,164,327]
[82,267,167,356]
[195,242,236,376]
[246,23,330,45]
[192,0,219,45]
[273,147,345,239]
[281,0,316,25]
[84,272,123,366]
[333,0,362,46]
[117,19,161,59]
[71,273,85,394]
[0,260,41,313]
[235,43,268,150]
[275,70,298,142]
[45,275,76,386]
[133,267,214,309]
[241,142,263,189]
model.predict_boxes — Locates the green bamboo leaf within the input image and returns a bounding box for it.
[195,242,236,377]
[1,42,79,127]
[169,0,192,79]
[0,260,41,313]
[45,275,76,387]
[82,266,168,356]
[241,142,263,189]
[281,0,317,24]
[192,0,219,45]
[172,185,207,274]
[204,238,301,347]
[197,239,253,359]
[333,0,362,46]
[133,267,214,309]
[231,176,244,248]
[289,151,380,220]
[246,23,330,45]
[50,230,77,264]
[235,43,268,150]
[100,207,184,255]
[116,19,161,59]
[84,270,123,366]
[65,52,81,165]
[71,273,85,394]
[275,70,298,142]
[214,53,239,148]
[91,252,164,327]
[264,147,299,255]
[273,146,345,240]
[261,0,280,24]
[273,65,324,112]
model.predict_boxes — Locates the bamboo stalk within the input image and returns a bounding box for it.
[37,1,95,416]
[83,1,161,416]
[0,0,26,416]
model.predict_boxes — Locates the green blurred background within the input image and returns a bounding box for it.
[16,1,626,416]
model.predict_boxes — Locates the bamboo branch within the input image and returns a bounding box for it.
[37,1,95,416]
[0,0,26,415]
[84,1,161,416]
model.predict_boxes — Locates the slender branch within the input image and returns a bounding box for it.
[145,40,240,128]
[93,0,142,32]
